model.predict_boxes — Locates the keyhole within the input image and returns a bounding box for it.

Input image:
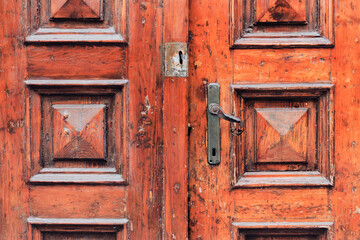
[179,51,183,65]
[212,148,216,157]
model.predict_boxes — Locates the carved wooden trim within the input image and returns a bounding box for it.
[232,221,333,240]
[26,79,129,185]
[26,0,128,43]
[28,217,128,240]
[28,217,129,225]
[29,173,126,184]
[230,0,334,48]
[231,82,334,188]
[26,28,126,43]
[25,79,129,87]
[235,171,331,188]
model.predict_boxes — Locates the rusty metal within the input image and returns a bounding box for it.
[207,83,221,165]
[208,103,244,136]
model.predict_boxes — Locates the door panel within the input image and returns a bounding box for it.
[1,0,164,238]
[188,0,341,238]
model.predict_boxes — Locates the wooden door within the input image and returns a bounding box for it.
[188,0,360,239]
[1,0,169,238]
[2,0,360,238]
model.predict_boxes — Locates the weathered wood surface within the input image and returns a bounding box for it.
[2,0,360,238]
[332,0,360,238]
[163,0,189,238]
[27,46,127,79]
[3,0,163,238]
[126,0,164,239]
[188,0,336,238]
[0,0,28,238]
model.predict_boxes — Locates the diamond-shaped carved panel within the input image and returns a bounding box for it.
[255,108,308,163]
[53,104,106,159]
[256,0,306,23]
[51,0,102,19]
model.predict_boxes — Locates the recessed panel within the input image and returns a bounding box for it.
[256,0,306,23]
[51,0,102,19]
[230,0,334,47]
[26,80,128,184]
[255,107,309,163]
[26,0,126,43]
[53,104,106,160]
[245,99,316,172]
[43,232,115,240]
[233,222,332,240]
[232,83,334,187]
[247,235,318,240]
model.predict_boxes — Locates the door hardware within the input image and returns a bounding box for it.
[207,83,221,165]
[207,83,245,166]
[208,103,244,136]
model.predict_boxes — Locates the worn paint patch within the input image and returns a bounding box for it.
[165,42,188,77]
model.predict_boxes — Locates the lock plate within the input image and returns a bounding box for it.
[164,42,188,77]
[207,83,220,165]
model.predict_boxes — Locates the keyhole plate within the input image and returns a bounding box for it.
[164,42,188,77]
[207,83,221,165]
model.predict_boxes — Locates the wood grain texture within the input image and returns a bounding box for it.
[255,107,309,164]
[3,0,360,237]
[164,77,189,240]
[29,173,125,184]
[27,84,127,185]
[233,84,333,186]
[256,0,306,23]
[0,0,28,238]
[331,0,360,238]
[30,186,127,218]
[43,232,115,240]
[230,0,333,47]
[51,0,102,19]
[126,0,164,239]
[28,217,128,225]
[52,104,106,160]
[28,217,127,240]
[234,222,332,240]
[188,0,334,236]
[235,171,332,188]
[234,189,331,222]
[188,0,234,237]
[233,50,332,82]
[27,0,127,42]
[25,79,128,87]
[163,0,189,238]
[27,46,127,79]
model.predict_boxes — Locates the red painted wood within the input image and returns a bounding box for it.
[2,0,360,238]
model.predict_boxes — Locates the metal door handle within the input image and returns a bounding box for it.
[208,103,244,136]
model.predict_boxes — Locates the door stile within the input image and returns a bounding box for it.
[163,0,190,239]
[127,0,165,239]
[0,0,28,238]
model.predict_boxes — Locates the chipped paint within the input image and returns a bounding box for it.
[165,42,188,77]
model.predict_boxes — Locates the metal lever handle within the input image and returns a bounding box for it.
[209,103,244,136]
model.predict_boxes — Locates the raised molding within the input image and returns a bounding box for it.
[28,217,128,240]
[231,82,334,188]
[232,221,333,229]
[25,79,128,87]
[26,0,128,43]
[232,221,333,240]
[29,173,126,185]
[26,28,126,43]
[230,0,334,48]
[26,79,129,185]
